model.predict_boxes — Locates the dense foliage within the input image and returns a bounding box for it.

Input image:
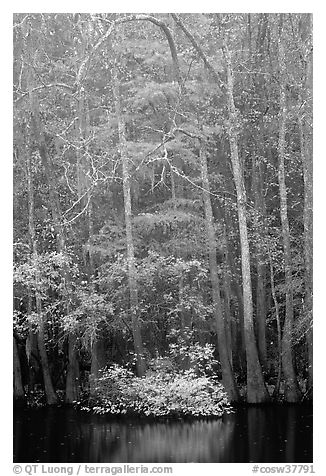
[84,343,230,417]
[13,13,312,409]
[88,367,230,418]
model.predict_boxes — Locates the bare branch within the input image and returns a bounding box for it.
[15,83,75,104]
[13,15,29,29]
[77,14,184,92]
[63,196,91,226]
[62,163,77,195]
[62,186,94,218]
[171,13,225,91]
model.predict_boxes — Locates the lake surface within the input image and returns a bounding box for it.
[13,405,312,463]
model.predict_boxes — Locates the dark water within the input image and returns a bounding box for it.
[13,406,312,463]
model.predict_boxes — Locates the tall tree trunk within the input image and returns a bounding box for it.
[65,333,80,403]
[223,41,269,403]
[250,13,269,372]
[249,13,271,374]
[75,69,105,394]
[25,292,40,392]
[222,255,233,368]
[215,204,235,367]
[88,229,107,396]
[298,109,313,391]
[13,337,25,403]
[171,166,191,370]
[252,156,268,370]
[178,275,192,370]
[170,161,177,208]
[268,249,282,398]
[112,63,146,377]
[90,335,107,393]
[300,119,313,391]
[200,146,239,401]
[256,260,267,369]
[26,152,57,405]
[224,209,247,369]
[27,68,79,404]
[297,14,313,391]
[277,23,302,402]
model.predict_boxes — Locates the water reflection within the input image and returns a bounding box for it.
[13,406,312,463]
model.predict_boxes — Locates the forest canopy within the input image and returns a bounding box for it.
[13,13,313,408]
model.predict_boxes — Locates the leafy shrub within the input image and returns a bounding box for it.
[168,331,219,377]
[83,363,231,418]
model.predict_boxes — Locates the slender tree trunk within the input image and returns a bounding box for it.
[269,250,282,398]
[112,63,146,377]
[170,162,177,208]
[13,337,25,403]
[88,200,107,395]
[178,275,192,370]
[214,204,234,366]
[224,210,247,368]
[28,72,79,404]
[35,293,58,404]
[256,260,267,368]
[200,146,239,401]
[26,152,57,405]
[75,75,105,394]
[297,15,313,390]
[252,156,268,370]
[171,167,191,370]
[90,336,106,388]
[26,292,40,392]
[75,22,90,202]
[64,332,79,403]
[34,128,79,403]
[76,88,86,199]
[298,109,313,390]
[277,25,302,402]
[223,41,269,403]
[250,13,269,372]
[222,258,233,367]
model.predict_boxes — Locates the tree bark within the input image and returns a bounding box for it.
[223,41,269,403]
[269,249,282,398]
[13,337,25,403]
[252,156,268,370]
[178,275,192,370]
[170,161,177,208]
[200,146,239,401]
[277,23,302,402]
[26,292,40,392]
[224,210,247,368]
[26,151,57,405]
[250,14,270,372]
[256,261,267,368]
[222,253,233,368]
[90,336,107,393]
[112,63,146,377]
